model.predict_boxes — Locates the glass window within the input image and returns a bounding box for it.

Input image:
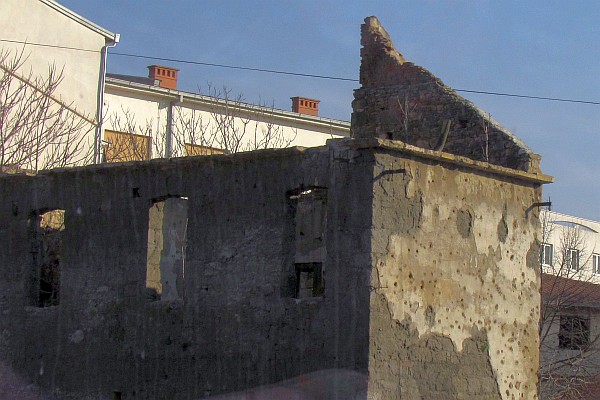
[559,315,590,350]
[567,248,580,271]
[541,243,553,266]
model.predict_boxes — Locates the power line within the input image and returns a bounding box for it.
[0,38,98,53]
[2,38,600,106]
[457,89,600,106]
[111,52,358,82]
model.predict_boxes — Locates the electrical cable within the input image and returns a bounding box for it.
[2,38,599,105]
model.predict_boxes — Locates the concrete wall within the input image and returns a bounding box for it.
[0,145,371,399]
[358,139,545,399]
[324,135,548,399]
[0,136,550,399]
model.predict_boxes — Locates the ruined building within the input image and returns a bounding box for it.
[0,16,552,399]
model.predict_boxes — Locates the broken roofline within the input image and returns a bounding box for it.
[105,77,351,133]
[336,138,553,185]
[24,137,553,186]
[353,16,542,173]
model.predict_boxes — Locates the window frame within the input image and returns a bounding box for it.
[593,253,600,275]
[541,242,553,267]
[567,248,580,271]
[558,315,590,350]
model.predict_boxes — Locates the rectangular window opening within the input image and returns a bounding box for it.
[295,262,323,298]
[146,197,188,301]
[287,187,327,299]
[559,315,590,350]
[567,248,580,271]
[594,254,600,275]
[541,243,553,267]
[30,209,65,307]
[103,129,151,163]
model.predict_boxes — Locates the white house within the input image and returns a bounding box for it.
[540,210,600,281]
[0,0,119,170]
[540,209,600,398]
[102,65,350,162]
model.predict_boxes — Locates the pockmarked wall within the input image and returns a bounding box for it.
[360,139,548,399]
[0,136,551,399]
[0,145,373,399]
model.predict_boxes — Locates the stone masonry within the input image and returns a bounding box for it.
[0,16,552,400]
[352,16,541,173]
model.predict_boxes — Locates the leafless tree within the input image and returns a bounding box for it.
[244,98,297,152]
[104,84,299,162]
[170,107,212,157]
[205,84,251,154]
[104,105,154,162]
[0,47,94,173]
[539,208,600,399]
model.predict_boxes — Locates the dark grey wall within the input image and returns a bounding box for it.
[0,146,372,399]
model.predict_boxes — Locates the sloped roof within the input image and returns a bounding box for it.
[541,273,600,309]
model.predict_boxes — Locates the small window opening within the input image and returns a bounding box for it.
[540,243,553,267]
[287,187,327,299]
[295,262,323,298]
[146,197,188,301]
[30,209,65,307]
[559,315,590,350]
[566,248,580,271]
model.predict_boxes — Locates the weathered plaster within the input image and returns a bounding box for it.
[370,149,543,399]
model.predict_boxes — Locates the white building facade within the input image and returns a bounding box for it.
[541,210,600,281]
[102,66,350,162]
[540,209,600,398]
[0,0,118,170]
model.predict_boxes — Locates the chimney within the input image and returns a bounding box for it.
[291,96,320,116]
[147,65,179,90]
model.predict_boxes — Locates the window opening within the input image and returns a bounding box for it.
[566,248,580,271]
[30,209,65,307]
[288,187,327,299]
[295,262,323,298]
[594,253,600,275]
[146,197,188,301]
[541,243,553,267]
[559,315,590,350]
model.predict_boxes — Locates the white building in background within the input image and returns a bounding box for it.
[540,209,600,398]
[1,0,119,169]
[2,1,348,169]
[540,210,600,281]
[102,65,350,162]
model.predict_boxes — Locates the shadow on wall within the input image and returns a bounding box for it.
[204,369,367,400]
[0,362,49,400]
[0,364,366,400]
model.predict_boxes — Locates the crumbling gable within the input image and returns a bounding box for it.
[352,16,541,173]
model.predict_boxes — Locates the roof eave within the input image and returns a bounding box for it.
[105,77,351,131]
[39,0,118,42]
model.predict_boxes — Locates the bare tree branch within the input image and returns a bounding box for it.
[0,47,94,172]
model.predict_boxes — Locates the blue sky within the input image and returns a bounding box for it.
[58,1,600,221]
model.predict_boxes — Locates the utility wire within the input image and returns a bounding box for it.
[2,38,600,106]
[112,51,358,82]
[0,38,98,53]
